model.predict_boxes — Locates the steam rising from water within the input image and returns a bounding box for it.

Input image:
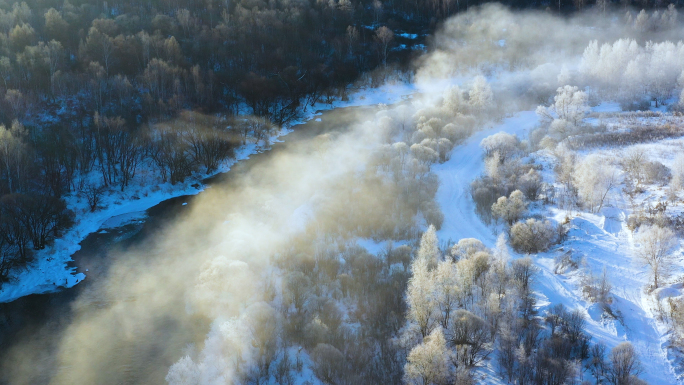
[3,4,684,384]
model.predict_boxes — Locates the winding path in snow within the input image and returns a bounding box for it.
[433,110,678,384]
[433,111,537,245]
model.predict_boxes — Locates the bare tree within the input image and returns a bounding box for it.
[511,257,536,295]
[447,309,492,367]
[311,343,346,385]
[346,26,359,56]
[596,0,608,14]
[606,342,643,385]
[83,184,105,212]
[1,193,74,250]
[0,121,29,194]
[633,224,679,289]
[95,114,141,190]
[183,112,236,173]
[374,26,394,67]
[585,342,607,384]
[496,325,517,382]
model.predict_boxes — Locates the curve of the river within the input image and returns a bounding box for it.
[0,105,372,385]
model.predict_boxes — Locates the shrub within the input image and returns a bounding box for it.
[491,190,528,226]
[450,238,487,261]
[643,161,671,185]
[442,123,470,144]
[510,218,558,253]
[480,132,521,162]
[470,177,509,223]
[420,200,444,230]
[518,169,543,201]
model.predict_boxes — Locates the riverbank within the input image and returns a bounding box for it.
[0,80,416,304]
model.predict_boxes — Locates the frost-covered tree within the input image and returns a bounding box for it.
[489,234,510,298]
[622,149,647,187]
[633,225,679,288]
[491,190,527,226]
[554,86,589,125]
[375,26,394,66]
[406,226,443,337]
[450,238,487,261]
[193,257,257,317]
[510,219,558,254]
[537,86,588,126]
[580,38,684,105]
[404,327,450,385]
[548,119,577,141]
[574,154,619,213]
[677,88,684,112]
[246,302,280,375]
[634,9,650,31]
[646,41,683,106]
[670,153,684,191]
[480,132,520,163]
[664,4,678,28]
[557,65,572,86]
[442,85,466,116]
[418,224,441,267]
[408,251,437,338]
[494,234,510,265]
[165,356,200,385]
[468,76,493,113]
[437,138,453,162]
[411,143,439,167]
[393,142,410,167]
[435,260,460,328]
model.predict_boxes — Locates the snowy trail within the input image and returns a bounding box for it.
[433,110,678,384]
[433,111,538,246]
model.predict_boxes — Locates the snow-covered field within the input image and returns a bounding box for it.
[0,81,417,304]
[430,103,683,383]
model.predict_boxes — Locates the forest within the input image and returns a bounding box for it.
[0,0,677,282]
[0,0,430,283]
[1,0,684,384]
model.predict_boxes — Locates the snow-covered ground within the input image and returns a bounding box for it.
[0,81,417,304]
[431,105,681,383]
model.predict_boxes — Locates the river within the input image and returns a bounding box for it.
[0,105,374,385]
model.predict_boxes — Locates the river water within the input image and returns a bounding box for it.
[0,106,373,385]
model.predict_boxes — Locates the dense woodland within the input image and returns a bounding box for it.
[0,0,679,283]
